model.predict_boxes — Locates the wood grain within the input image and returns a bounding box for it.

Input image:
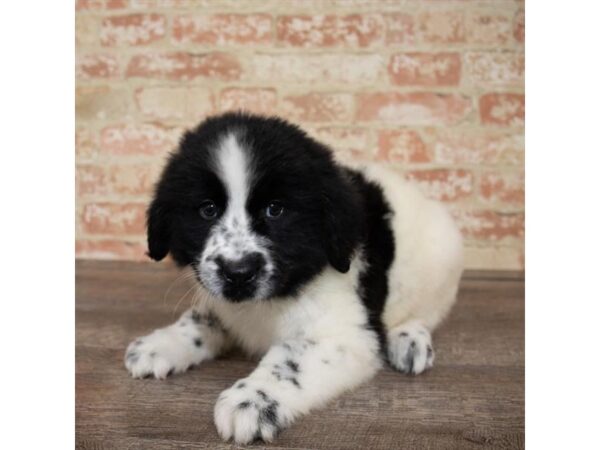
[76,260,524,449]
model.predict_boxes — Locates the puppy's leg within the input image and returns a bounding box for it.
[214,334,380,444]
[386,321,434,375]
[125,308,229,379]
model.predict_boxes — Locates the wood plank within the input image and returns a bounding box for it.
[76,260,524,449]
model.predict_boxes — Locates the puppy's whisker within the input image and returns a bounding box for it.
[163,269,196,307]
[171,283,198,318]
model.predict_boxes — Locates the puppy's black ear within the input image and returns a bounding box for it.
[146,199,171,261]
[322,169,362,273]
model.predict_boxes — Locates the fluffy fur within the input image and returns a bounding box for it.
[124,113,463,444]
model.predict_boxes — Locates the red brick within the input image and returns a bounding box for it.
[480,93,524,126]
[280,93,353,122]
[77,164,160,197]
[81,202,146,235]
[514,9,525,43]
[386,13,416,45]
[106,0,128,8]
[406,169,473,202]
[100,123,182,156]
[101,14,166,46]
[311,127,373,162]
[134,86,215,120]
[356,92,472,125]
[388,53,460,87]
[249,54,383,85]
[453,210,524,241]
[76,239,147,261]
[173,14,271,45]
[220,88,277,114]
[480,171,524,204]
[126,52,241,81]
[76,54,120,80]
[466,12,512,45]
[277,14,383,48]
[418,11,465,44]
[76,128,98,160]
[427,129,524,165]
[377,130,430,163]
[465,52,524,87]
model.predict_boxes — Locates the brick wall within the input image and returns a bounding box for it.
[75,0,525,270]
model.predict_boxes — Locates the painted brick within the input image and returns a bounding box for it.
[386,13,416,45]
[356,92,472,125]
[277,14,384,48]
[280,93,353,122]
[100,123,182,156]
[418,11,465,44]
[77,165,105,197]
[428,129,524,166]
[480,93,524,126]
[220,88,277,114]
[406,169,473,202]
[76,86,130,121]
[81,202,147,235]
[480,171,524,205]
[76,15,100,47]
[127,52,241,81]
[101,14,166,46]
[514,9,525,43]
[465,52,524,87]
[453,210,524,241]
[77,164,161,197]
[130,0,276,8]
[466,12,512,45]
[76,240,147,261]
[311,127,373,162]
[173,14,271,45]
[76,54,120,80]
[377,130,430,163]
[76,128,98,160]
[249,54,383,85]
[77,0,129,8]
[134,86,214,120]
[388,53,460,87]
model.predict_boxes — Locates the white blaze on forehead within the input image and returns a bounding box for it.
[216,132,251,214]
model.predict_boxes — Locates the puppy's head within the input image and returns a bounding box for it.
[147,113,361,302]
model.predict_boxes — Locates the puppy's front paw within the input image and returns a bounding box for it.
[214,380,292,444]
[125,325,209,379]
[387,323,434,375]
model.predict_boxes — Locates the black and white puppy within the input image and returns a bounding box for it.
[125,112,463,444]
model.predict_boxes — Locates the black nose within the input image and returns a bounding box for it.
[217,253,265,286]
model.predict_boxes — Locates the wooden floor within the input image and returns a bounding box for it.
[76,260,524,450]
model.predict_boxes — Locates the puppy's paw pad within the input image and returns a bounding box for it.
[214,381,290,444]
[124,327,205,379]
[387,324,434,375]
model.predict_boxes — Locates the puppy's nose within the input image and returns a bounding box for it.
[217,253,265,285]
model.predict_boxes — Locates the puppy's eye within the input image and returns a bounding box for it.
[265,201,284,219]
[199,200,218,220]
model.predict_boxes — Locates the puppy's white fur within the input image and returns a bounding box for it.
[126,135,463,444]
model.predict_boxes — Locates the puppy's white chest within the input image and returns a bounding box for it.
[209,299,303,355]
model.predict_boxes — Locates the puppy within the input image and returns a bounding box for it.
[124,112,463,444]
